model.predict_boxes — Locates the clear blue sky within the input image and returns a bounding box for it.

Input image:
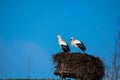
[0,0,120,79]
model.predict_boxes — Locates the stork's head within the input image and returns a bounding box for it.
[71,37,74,41]
[57,34,62,42]
[57,34,61,38]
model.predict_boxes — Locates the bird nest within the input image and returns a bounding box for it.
[52,52,104,80]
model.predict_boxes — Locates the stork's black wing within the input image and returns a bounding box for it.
[61,44,70,52]
[76,43,86,52]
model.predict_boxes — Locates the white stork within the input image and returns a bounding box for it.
[70,37,86,52]
[57,35,70,52]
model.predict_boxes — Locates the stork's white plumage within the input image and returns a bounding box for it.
[71,37,86,52]
[57,35,70,52]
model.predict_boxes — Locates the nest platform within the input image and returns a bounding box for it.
[52,52,104,80]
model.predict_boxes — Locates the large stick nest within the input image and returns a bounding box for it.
[52,52,104,80]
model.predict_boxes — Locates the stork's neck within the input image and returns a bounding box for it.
[58,37,63,42]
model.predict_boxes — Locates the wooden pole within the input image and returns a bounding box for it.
[60,73,63,80]
[60,63,64,80]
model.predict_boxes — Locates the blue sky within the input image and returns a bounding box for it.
[0,0,120,79]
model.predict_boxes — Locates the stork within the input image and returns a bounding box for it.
[71,37,86,52]
[57,35,70,52]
